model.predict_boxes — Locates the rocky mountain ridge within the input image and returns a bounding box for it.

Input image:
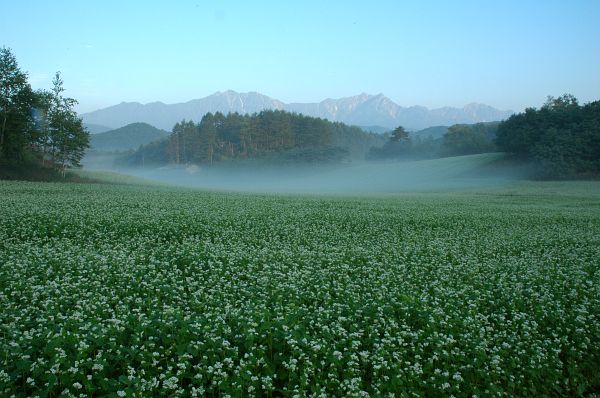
[82,91,513,131]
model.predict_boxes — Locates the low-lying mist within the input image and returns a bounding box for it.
[92,153,530,194]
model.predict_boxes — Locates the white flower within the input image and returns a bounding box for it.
[163,376,178,390]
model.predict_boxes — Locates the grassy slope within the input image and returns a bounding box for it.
[0,163,98,183]
[0,163,168,186]
[70,169,169,186]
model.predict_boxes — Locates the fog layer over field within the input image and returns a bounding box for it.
[113,153,529,194]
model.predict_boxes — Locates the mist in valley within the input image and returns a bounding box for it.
[79,113,532,195]
[84,153,529,195]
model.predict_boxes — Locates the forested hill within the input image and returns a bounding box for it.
[121,110,385,167]
[496,95,600,178]
[90,123,169,152]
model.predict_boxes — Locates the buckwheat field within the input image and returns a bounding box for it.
[1,181,599,397]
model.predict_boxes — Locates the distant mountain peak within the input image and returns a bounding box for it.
[82,92,513,131]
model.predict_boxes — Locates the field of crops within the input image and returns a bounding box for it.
[1,180,599,397]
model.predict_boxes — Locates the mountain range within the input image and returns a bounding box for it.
[81,91,513,131]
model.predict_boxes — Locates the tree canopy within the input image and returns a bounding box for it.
[0,47,36,162]
[441,122,497,157]
[390,126,409,142]
[368,123,498,161]
[0,48,89,174]
[496,94,600,178]
[122,111,383,167]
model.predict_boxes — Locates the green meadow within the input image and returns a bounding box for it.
[1,167,599,397]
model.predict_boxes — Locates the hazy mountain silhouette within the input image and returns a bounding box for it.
[82,91,513,131]
[84,123,112,134]
[89,122,169,152]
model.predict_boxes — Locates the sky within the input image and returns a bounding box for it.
[2,0,599,113]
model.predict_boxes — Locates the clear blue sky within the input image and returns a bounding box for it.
[2,0,599,113]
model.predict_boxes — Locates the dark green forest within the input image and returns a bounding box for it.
[0,48,89,177]
[496,94,600,178]
[368,95,600,179]
[121,111,385,167]
[367,123,499,161]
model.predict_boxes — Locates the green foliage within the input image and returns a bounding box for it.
[126,111,382,166]
[258,145,349,164]
[368,123,498,161]
[367,135,415,160]
[368,125,413,160]
[412,125,449,140]
[331,122,386,159]
[0,161,96,183]
[43,72,89,174]
[390,125,409,142]
[117,138,170,167]
[0,48,89,176]
[496,94,600,178]
[0,47,37,163]
[0,181,599,396]
[441,122,498,156]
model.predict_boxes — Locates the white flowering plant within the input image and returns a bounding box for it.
[0,180,599,397]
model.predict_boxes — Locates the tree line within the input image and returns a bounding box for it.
[496,94,600,178]
[169,111,334,164]
[369,94,600,179]
[123,111,384,166]
[367,122,499,161]
[0,48,89,175]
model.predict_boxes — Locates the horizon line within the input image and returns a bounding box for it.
[82,90,514,114]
